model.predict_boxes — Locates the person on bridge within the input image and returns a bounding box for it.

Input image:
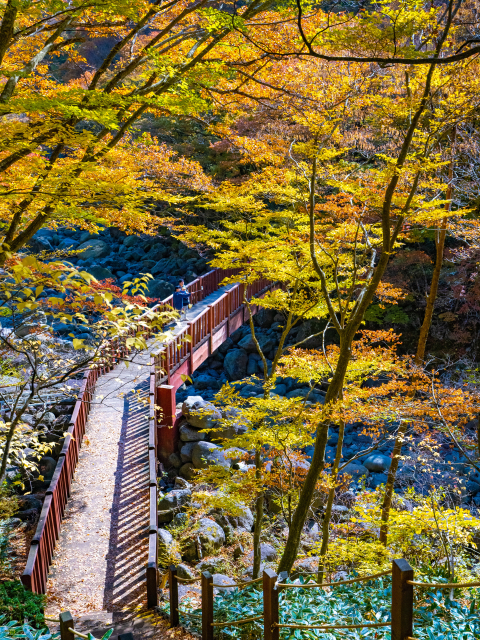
[172,285,190,320]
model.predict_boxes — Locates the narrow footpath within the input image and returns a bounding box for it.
[45,285,233,630]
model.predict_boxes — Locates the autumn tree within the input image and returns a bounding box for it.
[0,0,286,264]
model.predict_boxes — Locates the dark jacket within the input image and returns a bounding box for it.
[172,290,190,311]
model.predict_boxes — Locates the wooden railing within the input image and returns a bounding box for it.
[21,336,139,593]
[146,271,276,608]
[21,367,99,593]
[151,273,272,389]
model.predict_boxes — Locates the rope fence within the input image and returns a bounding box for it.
[276,568,392,589]
[273,621,391,630]
[165,559,480,640]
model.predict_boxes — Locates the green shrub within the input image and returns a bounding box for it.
[0,617,56,640]
[0,582,45,628]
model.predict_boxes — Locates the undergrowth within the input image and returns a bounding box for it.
[160,575,480,639]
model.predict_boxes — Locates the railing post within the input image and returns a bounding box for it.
[391,559,414,640]
[263,568,279,640]
[59,611,75,640]
[188,322,194,371]
[169,565,179,628]
[202,571,214,640]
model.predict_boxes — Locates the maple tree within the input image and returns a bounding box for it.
[0,0,284,265]
[170,10,480,572]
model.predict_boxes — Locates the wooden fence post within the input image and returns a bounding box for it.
[391,558,414,640]
[202,571,214,640]
[169,565,179,628]
[59,611,75,640]
[263,568,279,640]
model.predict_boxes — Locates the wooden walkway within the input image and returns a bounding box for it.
[45,286,233,618]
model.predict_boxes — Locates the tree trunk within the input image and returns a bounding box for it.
[277,338,351,574]
[317,417,345,582]
[252,448,264,578]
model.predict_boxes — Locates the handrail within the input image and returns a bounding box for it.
[277,569,392,589]
[273,621,390,630]
[211,615,263,628]
[407,579,480,588]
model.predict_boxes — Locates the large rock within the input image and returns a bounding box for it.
[238,332,275,354]
[194,373,221,390]
[180,424,206,443]
[340,462,369,480]
[169,453,182,469]
[158,528,174,556]
[146,279,175,300]
[198,518,226,555]
[180,442,196,462]
[78,239,110,260]
[192,442,231,469]
[224,349,248,380]
[368,472,388,489]
[182,396,221,430]
[196,558,225,574]
[158,489,191,511]
[364,453,391,473]
[247,543,277,562]
[215,506,254,532]
[212,574,237,594]
[180,462,195,480]
[89,266,114,281]
[212,407,247,442]
[254,308,277,328]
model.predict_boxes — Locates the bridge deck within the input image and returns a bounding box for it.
[45,285,231,618]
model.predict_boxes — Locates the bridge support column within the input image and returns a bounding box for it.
[158,384,178,463]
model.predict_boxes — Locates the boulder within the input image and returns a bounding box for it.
[247,543,277,562]
[254,308,277,328]
[467,479,480,495]
[192,442,231,470]
[182,396,221,430]
[195,558,225,574]
[215,506,254,532]
[212,574,237,594]
[174,477,191,490]
[180,462,195,480]
[213,408,247,441]
[238,332,275,354]
[180,424,206,443]
[340,462,369,480]
[169,453,182,469]
[78,239,110,260]
[224,349,249,380]
[38,456,57,483]
[158,489,191,511]
[180,442,196,463]
[177,563,196,580]
[368,472,388,489]
[89,266,114,281]
[364,453,392,473]
[198,518,225,554]
[123,235,138,247]
[146,279,175,300]
[158,528,174,555]
[183,518,226,561]
[194,373,221,390]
